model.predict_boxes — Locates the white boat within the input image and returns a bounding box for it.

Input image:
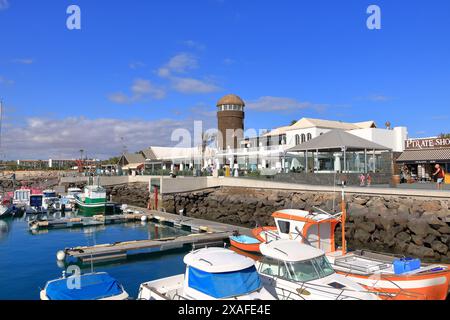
[257,240,379,300]
[138,247,276,300]
[0,204,12,218]
[40,272,129,300]
[42,190,61,212]
[252,192,450,300]
[64,188,82,210]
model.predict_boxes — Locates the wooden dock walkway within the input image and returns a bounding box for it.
[58,206,252,264]
[63,232,232,264]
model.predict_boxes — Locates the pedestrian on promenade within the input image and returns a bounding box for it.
[432,164,445,190]
[366,173,372,187]
[359,173,366,187]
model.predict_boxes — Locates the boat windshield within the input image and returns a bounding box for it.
[259,255,335,282]
[285,255,335,282]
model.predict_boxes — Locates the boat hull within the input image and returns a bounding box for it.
[75,199,106,216]
[252,226,278,242]
[230,239,261,253]
[336,270,450,300]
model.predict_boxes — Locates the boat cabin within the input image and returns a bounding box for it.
[258,240,335,282]
[13,189,31,206]
[182,248,263,299]
[268,209,341,253]
[80,186,106,201]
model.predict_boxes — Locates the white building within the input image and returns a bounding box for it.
[217,117,408,172]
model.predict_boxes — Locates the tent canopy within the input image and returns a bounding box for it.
[287,130,391,152]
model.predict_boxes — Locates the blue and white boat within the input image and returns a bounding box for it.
[40,272,129,300]
[137,247,276,300]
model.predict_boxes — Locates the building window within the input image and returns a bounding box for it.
[301,134,306,143]
[295,135,300,145]
[307,133,312,141]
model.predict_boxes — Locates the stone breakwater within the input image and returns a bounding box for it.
[160,186,450,263]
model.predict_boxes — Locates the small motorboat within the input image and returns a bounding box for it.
[40,272,129,300]
[138,247,276,300]
[229,234,261,253]
[257,240,380,300]
[0,204,13,219]
[251,188,450,300]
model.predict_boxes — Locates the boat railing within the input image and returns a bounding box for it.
[339,261,425,300]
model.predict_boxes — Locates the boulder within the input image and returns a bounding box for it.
[356,221,376,233]
[423,234,436,245]
[431,241,448,255]
[396,231,412,243]
[354,229,371,243]
[407,244,435,259]
[422,201,442,212]
[411,234,424,246]
[407,219,431,237]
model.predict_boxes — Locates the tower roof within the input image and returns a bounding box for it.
[217,94,245,107]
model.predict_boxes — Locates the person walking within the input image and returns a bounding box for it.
[432,164,445,190]
[359,173,366,187]
[366,172,372,187]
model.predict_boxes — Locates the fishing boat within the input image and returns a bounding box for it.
[251,189,450,300]
[40,272,129,300]
[257,240,379,300]
[229,234,261,253]
[137,247,276,300]
[75,185,107,216]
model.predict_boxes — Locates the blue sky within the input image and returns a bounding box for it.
[0,0,449,159]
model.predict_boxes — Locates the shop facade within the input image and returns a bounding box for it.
[396,137,450,183]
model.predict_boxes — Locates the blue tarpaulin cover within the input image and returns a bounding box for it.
[45,273,123,300]
[188,266,261,299]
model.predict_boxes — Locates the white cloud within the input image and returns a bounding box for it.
[0,75,14,85]
[12,58,34,65]
[129,61,146,69]
[247,96,327,113]
[157,53,221,94]
[171,77,221,94]
[0,0,9,10]
[183,40,206,51]
[2,116,206,159]
[108,78,166,104]
[158,53,198,77]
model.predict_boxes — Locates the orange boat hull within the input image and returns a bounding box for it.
[230,239,261,253]
[252,226,278,242]
[337,270,450,300]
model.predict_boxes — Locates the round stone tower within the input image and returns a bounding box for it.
[216,94,245,151]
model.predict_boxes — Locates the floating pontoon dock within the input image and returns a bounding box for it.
[29,213,149,231]
[62,232,233,264]
[58,207,252,264]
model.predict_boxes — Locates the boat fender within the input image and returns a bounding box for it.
[56,250,66,261]
[141,216,148,222]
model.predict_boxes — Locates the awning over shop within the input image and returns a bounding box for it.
[397,149,450,163]
[121,163,144,170]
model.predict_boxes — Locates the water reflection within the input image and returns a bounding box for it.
[0,220,9,242]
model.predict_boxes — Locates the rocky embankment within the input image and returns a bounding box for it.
[161,187,450,263]
[1,171,63,192]
[106,183,150,208]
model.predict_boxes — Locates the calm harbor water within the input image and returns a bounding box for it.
[0,215,190,300]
